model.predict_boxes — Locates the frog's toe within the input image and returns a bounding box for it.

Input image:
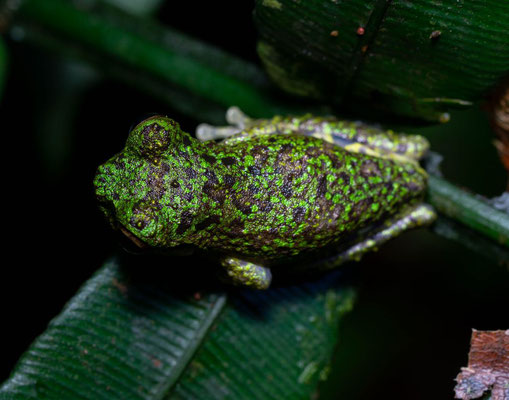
[226,106,249,129]
[221,257,272,290]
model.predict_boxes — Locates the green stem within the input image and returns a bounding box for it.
[428,176,509,247]
[13,0,509,248]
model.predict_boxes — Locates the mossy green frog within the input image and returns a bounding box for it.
[94,107,436,289]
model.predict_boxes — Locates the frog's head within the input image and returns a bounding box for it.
[94,116,199,250]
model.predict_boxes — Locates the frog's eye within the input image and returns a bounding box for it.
[130,212,151,230]
[126,116,182,158]
[127,203,158,239]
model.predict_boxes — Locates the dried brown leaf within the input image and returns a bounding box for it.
[487,79,509,190]
[455,329,509,400]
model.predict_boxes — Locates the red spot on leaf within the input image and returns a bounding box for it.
[112,278,128,295]
[151,356,162,368]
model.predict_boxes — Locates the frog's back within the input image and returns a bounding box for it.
[203,133,426,260]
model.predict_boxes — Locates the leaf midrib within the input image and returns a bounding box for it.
[339,0,393,102]
[150,293,227,400]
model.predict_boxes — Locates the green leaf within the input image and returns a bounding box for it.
[0,256,354,399]
[254,0,509,122]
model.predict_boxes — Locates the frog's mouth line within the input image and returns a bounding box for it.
[118,224,148,250]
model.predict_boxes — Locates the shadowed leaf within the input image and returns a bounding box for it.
[0,256,354,400]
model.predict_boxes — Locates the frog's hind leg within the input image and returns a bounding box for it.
[316,204,436,271]
[220,257,272,290]
[291,118,430,163]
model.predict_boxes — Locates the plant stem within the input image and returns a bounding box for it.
[13,0,509,248]
[428,176,509,247]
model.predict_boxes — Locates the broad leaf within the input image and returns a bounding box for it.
[254,0,509,122]
[0,256,354,399]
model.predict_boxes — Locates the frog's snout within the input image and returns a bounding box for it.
[94,165,110,199]
[94,168,150,252]
[94,165,119,225]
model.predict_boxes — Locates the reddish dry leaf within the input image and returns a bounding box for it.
[454,329,509,400]
[487,79,509,191]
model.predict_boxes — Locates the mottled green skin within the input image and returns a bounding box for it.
[94,115,427,267]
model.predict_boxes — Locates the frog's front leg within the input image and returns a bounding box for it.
[220,257,272,290]
[315,204,437,271]
[195,107,250,141]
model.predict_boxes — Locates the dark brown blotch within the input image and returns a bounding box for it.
[293,206,306,223]
[203,182,225,205]
[232,197,252,215]
[195,215,220,231]
[183,191,194,202]
[338,172,350,184]
[225,218,246,238]
[316,176,327,198]
[280,182,293,199]
[306,146,322,157]
[248,184,259,194]
[251,145,269,165]
[204,169,218,184]
[260,202,273,213]
[176,210,194,235]
[224,175,236,188]
[248,165,262,176]
[221,157,236,166]
[202,154,217,164]
[185,168,198,179]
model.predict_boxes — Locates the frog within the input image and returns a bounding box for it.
[94,107,436,289]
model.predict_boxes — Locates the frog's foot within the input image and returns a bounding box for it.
[220,257,272,290]
[225,106,250,129]
[318,204,437,270]
[195,107,251,141]
[195,107,252,141]
[195,124,241,142]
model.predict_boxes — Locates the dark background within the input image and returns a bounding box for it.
[1,2,508,399]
